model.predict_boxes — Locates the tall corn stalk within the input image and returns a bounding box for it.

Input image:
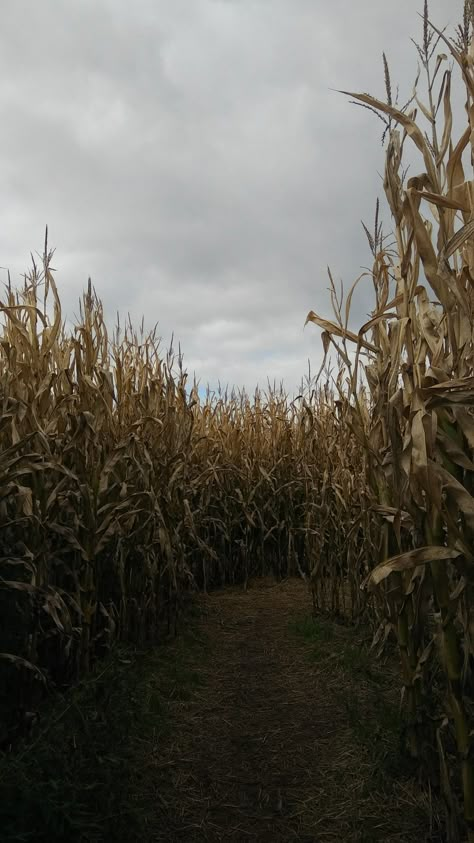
[0,245,355,743]
[306,3,474,837]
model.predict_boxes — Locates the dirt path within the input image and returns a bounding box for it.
[139,579,441,842]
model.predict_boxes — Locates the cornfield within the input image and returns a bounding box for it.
[0,258,359,726]
[2,1,474,839]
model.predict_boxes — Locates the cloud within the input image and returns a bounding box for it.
[0,0,457,394]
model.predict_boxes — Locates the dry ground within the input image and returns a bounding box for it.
[134,578,443,843]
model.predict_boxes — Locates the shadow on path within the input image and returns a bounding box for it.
[140,579,440,842]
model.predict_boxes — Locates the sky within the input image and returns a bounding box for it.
[0,0,459,395]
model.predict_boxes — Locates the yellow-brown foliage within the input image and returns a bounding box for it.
[307,4,474,837]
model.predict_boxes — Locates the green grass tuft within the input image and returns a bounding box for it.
[0,618,207,843]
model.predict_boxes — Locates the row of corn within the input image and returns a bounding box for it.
[0,259,358,742]
[306,5,474,838]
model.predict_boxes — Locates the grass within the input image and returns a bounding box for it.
[288,614,334,646]
[286,605,445,840]
[0,619,207,843]
[290,612,412,781]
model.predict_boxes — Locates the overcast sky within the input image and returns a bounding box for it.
[0,0,458,394]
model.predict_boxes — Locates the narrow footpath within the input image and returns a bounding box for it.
[135,579,442,843]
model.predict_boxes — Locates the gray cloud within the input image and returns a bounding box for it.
[0,0,457,393]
